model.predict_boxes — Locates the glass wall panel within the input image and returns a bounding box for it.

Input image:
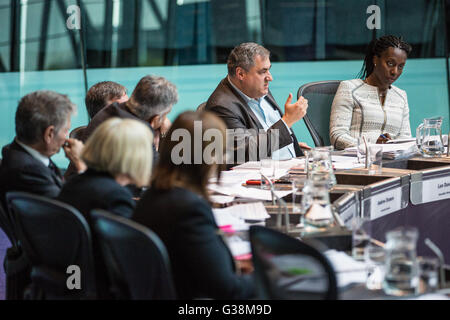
[0,0,449,165]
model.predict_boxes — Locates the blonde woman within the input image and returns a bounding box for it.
[58,117,153,219]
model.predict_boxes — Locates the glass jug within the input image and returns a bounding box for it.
[301,180,334,228]
[416,117,444,157]
[383,227,419,296]
[305,146,337,188]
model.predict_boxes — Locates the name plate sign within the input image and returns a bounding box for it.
[422,176,450,204]
[370,187,402,220]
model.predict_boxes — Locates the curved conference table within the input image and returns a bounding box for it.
[262,155,450,264]
[248,155,450,299]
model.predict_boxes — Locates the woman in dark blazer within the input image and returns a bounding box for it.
[58,117,153,221]
[133,111,255,300]
[58,117,153,298]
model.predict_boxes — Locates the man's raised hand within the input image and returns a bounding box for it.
[282,93,308,128]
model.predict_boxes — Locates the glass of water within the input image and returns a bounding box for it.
[417,256,439,294]
[364,244,386,290]
[291,175,307,214]
[260,158,275,190]
[383,227,419,296]
[351,214,371,261]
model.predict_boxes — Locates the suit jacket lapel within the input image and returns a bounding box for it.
[222,78,303,156]
[49,159,64,187]
[223,78,263,130]
[13,142,64,187]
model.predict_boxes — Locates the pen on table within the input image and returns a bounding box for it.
[244,179,291,186]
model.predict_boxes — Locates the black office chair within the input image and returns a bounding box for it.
[90,209,176,300]
[6,192,97,300]
[0,202,31,300]
[297,80,342,147]
[69,125,87,140]
[196,102,207,113]
[249,226,338,300]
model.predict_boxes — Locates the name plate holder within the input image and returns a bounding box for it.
[410,167,450,205]
[361,176,409,221]
[334,191,360,229]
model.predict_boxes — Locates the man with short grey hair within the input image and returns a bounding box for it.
[205,42,310,163]
[0,90,85,209]
[81,75,178,149]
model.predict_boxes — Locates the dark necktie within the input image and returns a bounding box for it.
[48,160,64,185]
[291,133,304,157]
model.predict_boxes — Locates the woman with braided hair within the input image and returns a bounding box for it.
[330,35,413,150]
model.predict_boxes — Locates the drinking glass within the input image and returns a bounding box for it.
[291,175,307,214]
[351,214,371,261]
[383,227,419,296]
[417,256,439,294]
[356,137,367,164]
[302,180,334,228]
[368,145,383,175]
[364,244,386,290]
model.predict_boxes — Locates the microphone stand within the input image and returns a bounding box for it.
[425,238,446,289]
[363,136,370,169]
[261,173,290,233]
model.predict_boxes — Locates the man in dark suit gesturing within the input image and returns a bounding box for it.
[205,42,310,164]
[0,91,85,209]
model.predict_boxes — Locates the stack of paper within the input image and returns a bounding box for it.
[378,142,418,159]
[331,155,365,170]
[344,141,418,160]
[208,183,292,201]
[224,235,251,258]
[210,168,289,186]
[324,250,367,288]
[212,202,270,231]
[209,195,235,204]
[232,158,305,171]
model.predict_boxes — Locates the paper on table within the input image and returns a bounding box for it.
[385,137,417,144]
[332,162,365,170]
[345,141,416,154]
[331,155,358,162]
[330,155,365,169]
[324,250,367,288]
[232,158,305,171]
[412,294,450,300]
[213,202,270,221]
[209,195,235,204]
[208,183,292,201]
[305,203,333,221]
[210,170,258,185]
[344,141,418,159]
[212,208,249,231]
[211,168,289,185]
[224,235,251,258]
[386,135,448,146]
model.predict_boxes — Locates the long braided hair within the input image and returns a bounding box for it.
[358,35,412,79]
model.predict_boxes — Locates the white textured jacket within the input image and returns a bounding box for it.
[330,79,411,150]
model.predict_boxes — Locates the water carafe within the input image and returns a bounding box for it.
[305,146,337,188]
[383,227,419,296]
[416,117,444,157]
